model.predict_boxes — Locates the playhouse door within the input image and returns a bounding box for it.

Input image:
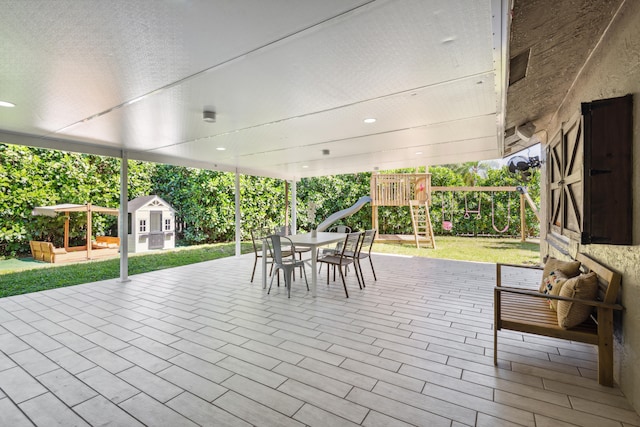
[149,211,164,250]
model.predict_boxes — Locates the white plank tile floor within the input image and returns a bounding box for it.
[0,253,638,426]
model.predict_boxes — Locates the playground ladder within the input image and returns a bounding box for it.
[409,200,436,249]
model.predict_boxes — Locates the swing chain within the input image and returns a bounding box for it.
[491,192,511,233]
[463,193,481,220]
[441,192,454,231]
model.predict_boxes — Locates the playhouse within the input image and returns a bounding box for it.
[127,195,176,253]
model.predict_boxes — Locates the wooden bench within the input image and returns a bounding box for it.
[494,252,623,386]
[29,241,68,263]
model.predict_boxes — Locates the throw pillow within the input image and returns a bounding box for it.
[539,257,582,292]
[541,270,568,311]
[557,272,598,329]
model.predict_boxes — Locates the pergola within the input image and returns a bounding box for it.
[32,203,119,260]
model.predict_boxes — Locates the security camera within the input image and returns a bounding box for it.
[507,155,542,181]
[507,156,531,173]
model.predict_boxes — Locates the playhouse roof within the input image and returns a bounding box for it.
[128,195,175,213]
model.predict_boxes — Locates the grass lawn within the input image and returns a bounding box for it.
[0,236,539,299]
[373,236,540,265]
[0,242,253,298]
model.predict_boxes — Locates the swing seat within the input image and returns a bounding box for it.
[442,221,453,231]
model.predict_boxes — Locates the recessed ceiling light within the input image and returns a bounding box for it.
[203,110,216,123]
[0,100,16,108]
[302,165,309,169]
[363,118,376,124]
[416,151,423,155]
[216,147,226,151]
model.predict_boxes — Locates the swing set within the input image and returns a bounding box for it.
[370,173,540,248]
[433,185,539,241]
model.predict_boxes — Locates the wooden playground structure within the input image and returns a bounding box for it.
[370,173,539,248]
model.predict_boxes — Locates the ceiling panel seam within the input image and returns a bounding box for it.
[50,0,379,137]
[145,71,497,153]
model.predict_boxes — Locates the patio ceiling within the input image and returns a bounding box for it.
[0,0,508,180]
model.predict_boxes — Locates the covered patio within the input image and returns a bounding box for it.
[0,254,636,426]
[2,0,640,423]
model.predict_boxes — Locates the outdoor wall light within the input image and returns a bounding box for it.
[203,110,216,123]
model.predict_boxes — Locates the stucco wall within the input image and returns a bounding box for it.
[539,0,640,409]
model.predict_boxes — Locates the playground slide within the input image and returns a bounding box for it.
[316,196,372,232]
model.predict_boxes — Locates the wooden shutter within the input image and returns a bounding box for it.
[582,94,633,244]
[547,94,632,246]
[547,111,583,241]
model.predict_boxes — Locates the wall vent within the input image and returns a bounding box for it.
[509,48,531,86]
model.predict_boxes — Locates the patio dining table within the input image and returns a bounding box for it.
[262,231,347,297]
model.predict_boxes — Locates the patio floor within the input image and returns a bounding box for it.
[0,253,638,426]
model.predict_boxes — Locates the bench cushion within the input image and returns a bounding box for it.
[557,272,598,329]
[539,257,581,292]
[542,270,568,311]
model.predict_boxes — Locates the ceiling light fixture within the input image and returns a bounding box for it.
[322,149,330,155]
[203,110,216,123]
[216,147,226,151]
[416,151,423,155]
[363,118,376,124]
[0,100,16,108]
[302,165,309,169]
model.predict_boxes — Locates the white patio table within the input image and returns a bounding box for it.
[261,232,347,297]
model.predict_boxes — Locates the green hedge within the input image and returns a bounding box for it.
[0,144,539,257]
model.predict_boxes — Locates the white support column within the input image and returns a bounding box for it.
[235,170,241,257]
[119,150,130,283]
[291,180,297,235]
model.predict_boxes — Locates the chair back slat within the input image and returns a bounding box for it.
[268,235,284,264]
[341,232,362,257]
[274,226,291,236]
[361,229,376,254]
[251,228,270,253]
[330,225,352,233]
